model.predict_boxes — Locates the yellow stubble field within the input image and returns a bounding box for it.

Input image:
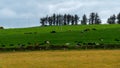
[0,50,120,68]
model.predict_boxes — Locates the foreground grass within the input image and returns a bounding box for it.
[0,50,120,68]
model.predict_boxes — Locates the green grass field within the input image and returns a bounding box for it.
[0,24,120,48]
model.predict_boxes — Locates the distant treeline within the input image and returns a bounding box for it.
[40,12,120,26]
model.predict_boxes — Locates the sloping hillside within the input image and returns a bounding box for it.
[0,24,120,49]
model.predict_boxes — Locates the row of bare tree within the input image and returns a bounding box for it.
[40,12,101,26]
[40,12,120,26]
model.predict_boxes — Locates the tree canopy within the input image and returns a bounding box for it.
[40,12,120,26]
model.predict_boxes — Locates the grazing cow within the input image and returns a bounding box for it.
[84,28,90,32]
[50,31,56,33]
[115,39,120,42]
[99,38,104,41]
[44,41,50,44]
[92,28,97,31]
[10,44,14,46]
[1,45,5,47]
[65,43,70,46]
[88,43,95,45]
[28,42,32,45]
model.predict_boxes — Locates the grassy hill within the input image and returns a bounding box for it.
[0,24,120,49]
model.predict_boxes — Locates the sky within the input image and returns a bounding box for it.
[0,0,120,28]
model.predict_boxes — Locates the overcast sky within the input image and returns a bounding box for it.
[0,0,120,28]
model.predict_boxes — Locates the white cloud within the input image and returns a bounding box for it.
[48,1,83,14]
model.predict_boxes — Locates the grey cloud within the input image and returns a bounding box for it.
[0,0,119,28]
